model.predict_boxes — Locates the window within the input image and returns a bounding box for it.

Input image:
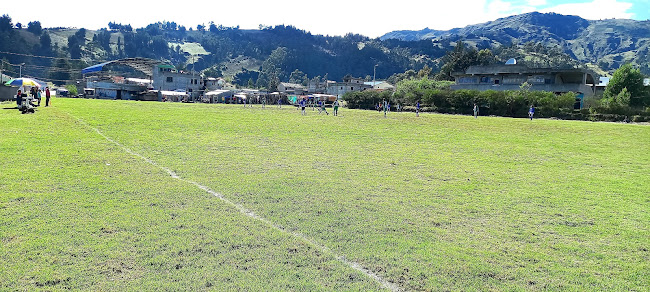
[458,77,477,84]
[166,77,173,83]
[494,79,500,85]
[351,87,354,90]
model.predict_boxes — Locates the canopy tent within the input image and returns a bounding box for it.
[4,77,47,89]
[82,58,164,77]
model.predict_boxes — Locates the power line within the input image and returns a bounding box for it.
[2,59,84,74]
[0,50,85,61]
[23,64,83,73]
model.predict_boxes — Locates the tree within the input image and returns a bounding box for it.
[418,65,432,78]
[38,32,53,56]
[435,40,483,81]
[267,73,280,91]
[289,69,307,85]
[15,22,22,29]
[74,28,87,45]
[604,63,646,107]
[27,21,42,35]
[0,14,13,32]
[68,35,82,59]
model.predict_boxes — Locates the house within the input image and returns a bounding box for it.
[152,64,202,99]
[452,64,598,96]
[204,77,226,91]
[203,89,233,103]
[595,77,610,95]
[326,76,372,99]
[451,63,599,108]
[85,76,152,100]
[82,58,162,101]
[278,82,307,95]
[307,79,335,93]
[365,81,395,91]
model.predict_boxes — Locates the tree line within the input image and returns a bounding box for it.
[345,64,650,122]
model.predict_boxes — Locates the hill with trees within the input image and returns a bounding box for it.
[381,12,650,75]
[0,12,648,89]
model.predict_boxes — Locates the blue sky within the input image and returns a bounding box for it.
[3,0,648,37]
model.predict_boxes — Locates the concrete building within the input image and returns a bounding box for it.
[152,64,202,99]
[451,64,598,97]
[85,76,151,100]
[203,77,226,91]
[82,58,161,100]
[326,76,372,99]
[278,82,307,95]
[365,81,395,91]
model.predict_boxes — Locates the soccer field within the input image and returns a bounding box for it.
[1,99,648,291]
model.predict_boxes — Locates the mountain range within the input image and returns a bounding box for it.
[1,12,648,87]
[381,12,650,74]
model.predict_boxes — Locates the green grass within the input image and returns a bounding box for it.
[1,99,648,291]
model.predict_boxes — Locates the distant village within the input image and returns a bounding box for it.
[3,57,649,110]
[66,58,395,105]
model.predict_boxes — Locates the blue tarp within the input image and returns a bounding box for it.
[81,58,162,76]
[81,61,113,74]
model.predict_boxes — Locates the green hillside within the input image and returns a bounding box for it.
[1,12,648,88]
[382,12,650,75]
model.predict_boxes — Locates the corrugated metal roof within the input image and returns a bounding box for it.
[82,58,163,77]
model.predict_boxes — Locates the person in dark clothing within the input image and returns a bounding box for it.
[16,90,22,107]
[45,87,51,106]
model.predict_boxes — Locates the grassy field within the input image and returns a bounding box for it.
[1,98,648,291]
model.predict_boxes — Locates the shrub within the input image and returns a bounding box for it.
[65,84,78,96]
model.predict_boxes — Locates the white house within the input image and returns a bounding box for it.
[326,76,372,99]
[152,64,202,99]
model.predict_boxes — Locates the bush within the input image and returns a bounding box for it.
[65,84,78,96]
[343,90,394,110]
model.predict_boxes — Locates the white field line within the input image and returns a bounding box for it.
[70,114,402,292]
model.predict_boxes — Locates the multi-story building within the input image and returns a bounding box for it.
[452,64,598,97]
[152,64,202,99]
[326,76,372,99]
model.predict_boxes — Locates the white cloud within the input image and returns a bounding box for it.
[527,0,547,6]
[541,0,634,19]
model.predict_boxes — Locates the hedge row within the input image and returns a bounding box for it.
[343,86,650,122]
[344,88,577,119]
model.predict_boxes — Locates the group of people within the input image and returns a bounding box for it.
[473,103,535,120]
[380,101,536,120]
[239,95,285,108]
[376,99,392,117]
[16,87,50,114]
[298,98,340,116]
[239,96,538,121]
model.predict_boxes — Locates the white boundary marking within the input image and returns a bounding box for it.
[70,114,401,292]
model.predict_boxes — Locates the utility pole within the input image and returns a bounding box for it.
[373,64,378,88]
[191,54,195,102]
